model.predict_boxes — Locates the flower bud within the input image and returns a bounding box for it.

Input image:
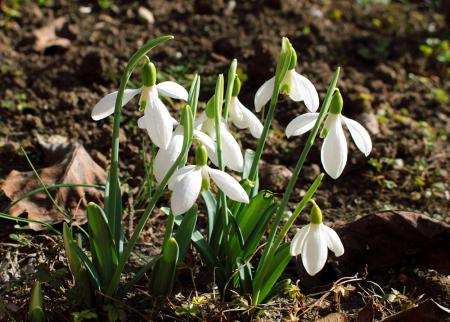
[232,76,241,97]
[205,95,215,119]
[309,199,323,224]
[195,144,208,167]
[329,88,343,115]
[141,56,156,87]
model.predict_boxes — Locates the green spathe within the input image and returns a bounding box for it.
[232,76,241,97]
[329,88,343,115]
[141,56,156,87]
[309,200,323,224]
[288,47,297,70]
[206,95,215,118]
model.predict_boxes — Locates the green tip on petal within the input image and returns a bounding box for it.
[329,88,343,115]
[195,144,208,166]
[288,48,297,70]
[141,56,156,86]
[309,199,323,224]
[232,76,241,97]
[205,96,215,119]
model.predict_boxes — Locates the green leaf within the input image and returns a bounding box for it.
[86,202,118,290]
[255,243,292,304]
[29,281,45,322]
[150,237,179,298]
[0,212,60,235]
[201,191,216,240]
[263,278,291,303]
[237,257,253,295]
[72,241,101,291]
[120,254,161,296]
[174,205,198,263]
[63,223,93,305]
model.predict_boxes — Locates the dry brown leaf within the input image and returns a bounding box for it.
[316,312,348,322]
[1,140,106,230]
[381,299,450,322]
[33,17,70,52]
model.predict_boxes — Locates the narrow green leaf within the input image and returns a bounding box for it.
[201,191,216,241]
[263,278,291,303]
[29,281,45,322]
[255,243,291,304]
[0,212,60,235]
[237,257,253,295]
[174,205,198,262]
[72,241,101,291]
[120,254,161,296]
[87,202,118,290]
[150,237,179,297]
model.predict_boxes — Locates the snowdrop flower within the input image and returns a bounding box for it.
[254,50,319,113]
[195,97,244,172]
[228,76,263,138]
[91,57,188,149]
[146,121,216,183]
[290,200,344,276]
[285,89,372,179]
[169,145,249,215]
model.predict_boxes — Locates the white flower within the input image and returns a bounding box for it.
[149,124,216,183]
[290,201,344,276]
[227,76,263,139]
[285,90,372,179]
[91,59,188,149]
[254,68,319,113]
[196,112,244,173]
[169,162,249,216]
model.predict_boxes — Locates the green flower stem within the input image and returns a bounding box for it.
[223,59,237,121]
[213,75,228,230]
[107,105,193,296]
[252,67,340,304]
[106,35,173,253]
[247,38,293,183]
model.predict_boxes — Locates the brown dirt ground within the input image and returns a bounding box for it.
[0,0,449,321]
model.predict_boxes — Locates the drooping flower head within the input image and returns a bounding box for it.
[196,96,244,173]
[286,89,372,179]
[254,49,319,113]
[169,144,249,215]
[228,76,263,139]
[91,56,188,149]
[290,200,344,276]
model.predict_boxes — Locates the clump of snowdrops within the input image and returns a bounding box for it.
[63,35,372,309]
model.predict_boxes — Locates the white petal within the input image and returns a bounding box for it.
[168,165,197,190]
[228,97,246,129]
[321,224,344,257]
[207,167,249,203]
[194,130,216,154]
[285,113,319,138]
[143,96,174,149]
[201,118,216,139]
[301,224,328,276]
[342,116,372,156]
[91,88,142,121]
[290,225,310,256]
[194,112,207,130]
[321,115,348,179]
[242,107,263,138]
[285,70,303,101]
[254,76,275,112]
[156,81,188,100]
[221,128,244,172]
[171,168,202,215]
[153,127,184,183]
[291,71,320,112]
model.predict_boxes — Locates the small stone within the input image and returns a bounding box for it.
[138,7,155,25]
[259,162,293,191]
[303,163,321,181]
[357,112,380,135]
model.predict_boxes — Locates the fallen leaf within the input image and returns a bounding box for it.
[33,17,70,52]
[381,299,450,322]
[357,298,383,322]
[1,139,106,230]
[316,312,348,322]
[333,211,450,275]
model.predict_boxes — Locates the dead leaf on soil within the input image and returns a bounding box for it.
[333,211,450,275]
[316,312,348,322]
[1,137,106,230]
[381,299,450,322]
[33,17,70,52]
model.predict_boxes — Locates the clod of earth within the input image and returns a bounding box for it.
[1,136,106,230]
